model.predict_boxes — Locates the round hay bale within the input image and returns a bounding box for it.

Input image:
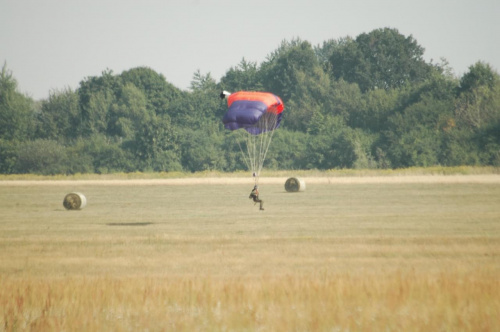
[285,177,306,192]
[63,192,87,210]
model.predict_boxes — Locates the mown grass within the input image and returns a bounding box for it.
[1,178,499,331]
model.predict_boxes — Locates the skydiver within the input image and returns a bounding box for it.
[249,185,264,211]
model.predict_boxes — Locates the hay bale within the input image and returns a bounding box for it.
[285,177,306,192]
[63,192,87,210]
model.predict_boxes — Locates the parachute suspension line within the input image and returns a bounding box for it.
[223,91,283,187]
[252,112,279,184]
[246,133,259,185]
[236,132,255,183]
[235,131,258,186]
[232,112,280,186]
[235,134,251,172]
[251,134,259,186]
[259,113,278,176]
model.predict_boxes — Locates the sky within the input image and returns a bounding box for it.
[1,0,499,100]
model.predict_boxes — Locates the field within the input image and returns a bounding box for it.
[1,174,500,331]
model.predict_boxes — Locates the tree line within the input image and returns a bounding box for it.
[1,28,499,175]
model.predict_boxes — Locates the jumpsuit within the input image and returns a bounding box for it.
[249,188,264,210]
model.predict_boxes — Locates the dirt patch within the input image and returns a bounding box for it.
[1,175,499,186]
[106,222,154,227]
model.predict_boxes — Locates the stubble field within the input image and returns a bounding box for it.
[1,175,499,331]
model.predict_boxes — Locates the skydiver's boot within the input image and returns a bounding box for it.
[260,201,264,210]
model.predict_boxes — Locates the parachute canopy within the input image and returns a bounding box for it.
[223,91,284,135]
[221,91,285,184]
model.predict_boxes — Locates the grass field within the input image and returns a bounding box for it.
[1,174,499,331]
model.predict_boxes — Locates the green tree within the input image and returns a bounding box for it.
[81,134,135,174]
[303,114,376,169]
[314,38,348,72]
[476,123,500,166]
[190,70,218,92]
[306,126,376,170]
[0,63,34,141]
[35,88,79,139]
[455,62,500,130]
[264,129,308,170]
[329,28,433,91]
[284,69,332,132]
[384,122,440,167]
[221,131,247,172]
[128,114,181,172]
[287,77,363,132]
[179,127,226,172]
[77,69,121,136]
[454,63,500,166]
[351,88,399,132]
[459,61,499,92]
[64,138,95,174]
[107,83,151,139]
[439,128,480,166]
[0,139,19,173]
[328,79,364,124]
[220,58,263,92]
[380,72,457,167]
[173,71,225,129]
[120,67,181,116]
[260,39,320,101]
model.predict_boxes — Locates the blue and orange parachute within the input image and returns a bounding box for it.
[221,91,285,184]
[222,91,284,135]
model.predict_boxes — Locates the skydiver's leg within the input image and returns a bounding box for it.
[252,197,264,210]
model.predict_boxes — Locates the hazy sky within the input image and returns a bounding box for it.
[1,0,499,100]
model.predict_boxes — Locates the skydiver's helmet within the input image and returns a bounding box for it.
[254,185,258,189]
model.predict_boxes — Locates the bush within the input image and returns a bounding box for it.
[0,139,19,173]
[15,139,69,175]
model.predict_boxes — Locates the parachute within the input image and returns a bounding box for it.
[221,91,284,185]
